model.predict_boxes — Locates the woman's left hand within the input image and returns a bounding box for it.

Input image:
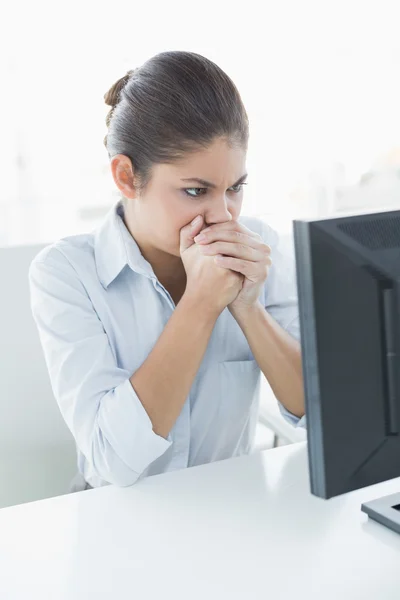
[194,221,272,314]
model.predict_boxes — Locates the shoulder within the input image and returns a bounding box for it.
[29,232,96,277]
[28,233,98,299]
[28,233,101,317]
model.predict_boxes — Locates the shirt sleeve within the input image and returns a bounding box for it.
[260,221,307,429]
[29,249,172,487]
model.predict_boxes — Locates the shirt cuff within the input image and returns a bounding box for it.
[97,378,173,476]
[278,401,307,429]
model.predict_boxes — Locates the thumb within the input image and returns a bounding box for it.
[180,215,204,253]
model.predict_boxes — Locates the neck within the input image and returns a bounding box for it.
[122,203,186,288]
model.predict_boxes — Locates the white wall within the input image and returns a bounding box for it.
[0,244,77,508]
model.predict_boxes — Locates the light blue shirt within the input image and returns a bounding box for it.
[29,200,305,489]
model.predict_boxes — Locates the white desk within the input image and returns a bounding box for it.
[1,442,399,600]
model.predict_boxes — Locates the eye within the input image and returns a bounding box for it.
[183,182,247,198]
[230,183,247,193]
[184,188,207,198]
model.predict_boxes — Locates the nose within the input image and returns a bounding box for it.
[204,196,233,227]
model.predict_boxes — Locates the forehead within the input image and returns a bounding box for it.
[154,138,247,181]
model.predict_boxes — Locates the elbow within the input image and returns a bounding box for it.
[89,430,143,487]
[81,388,172,487]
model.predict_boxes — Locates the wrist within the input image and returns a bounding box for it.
[180,290,222,323]
[229,300,263,323]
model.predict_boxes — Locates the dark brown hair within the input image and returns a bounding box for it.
[103,51,249,193]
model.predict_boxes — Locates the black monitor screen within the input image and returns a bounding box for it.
[293,210,400,499]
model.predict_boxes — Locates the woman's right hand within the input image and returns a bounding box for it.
[180,215,244,314]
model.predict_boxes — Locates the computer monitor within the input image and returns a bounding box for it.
[293,209,400,535]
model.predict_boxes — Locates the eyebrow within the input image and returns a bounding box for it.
[180,173,248,188]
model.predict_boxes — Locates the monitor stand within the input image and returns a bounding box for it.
[361,492,400,534]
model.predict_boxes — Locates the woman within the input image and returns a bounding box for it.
[29,50,305,491]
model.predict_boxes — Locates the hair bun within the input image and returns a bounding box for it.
[104,69,136,109]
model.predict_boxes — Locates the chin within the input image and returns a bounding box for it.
[161,243,181,258]
[171,247,182,258]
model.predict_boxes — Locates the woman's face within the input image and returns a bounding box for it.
[117,137,248,258]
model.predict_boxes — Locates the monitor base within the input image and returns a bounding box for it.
[361,492,400,534]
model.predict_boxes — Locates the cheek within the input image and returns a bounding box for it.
[154,200,184,230]
[175,206,202,231]
[158,196,204,247]
[232,197,243,215]
[162,211,195,250]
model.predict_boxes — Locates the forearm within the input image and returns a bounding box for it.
[130,293,219,438]
[231,301,305,418]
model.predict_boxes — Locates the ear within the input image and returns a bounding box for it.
[110,154,137,199]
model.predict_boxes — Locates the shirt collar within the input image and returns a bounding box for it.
[94,200,156,289]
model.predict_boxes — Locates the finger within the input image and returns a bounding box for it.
[195,229,270,254]
[201,221,261,240]
[179,215,204,253]
[214,255,271,280]
[199,240,271,263]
